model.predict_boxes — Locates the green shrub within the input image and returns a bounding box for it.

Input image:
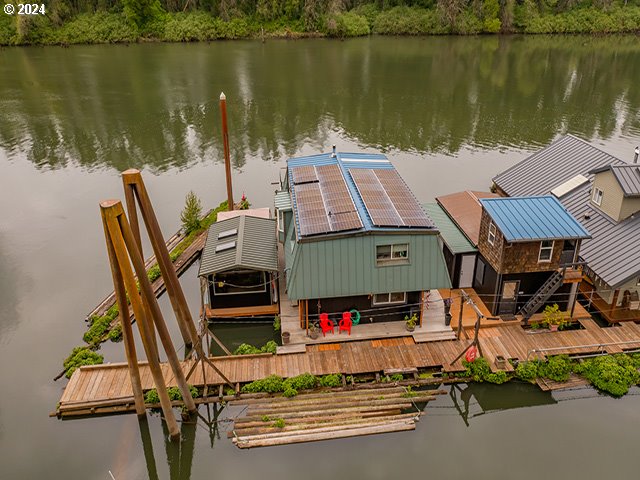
[108,324,123,342]
[486,371,508,384]
[319,373,342,388]
[540,355,572,382]
[47,13,138,45]
[106,304,119,320]
[462,358,492,382]
[63,347,104,378]
[180,190,203,234]
[83,315,113,344]
[234,340,278,355]
[575,355,640,397]
[241,375,285,393]
[326,12,370,37]
[373,6,445,35]
[273,315,281,332]
[515,361,539,383]
[283,373,318,391]
[272,418,286,428]
[145,388,160,404]
[123,0,164,29]
[147,265,161,282]
[283,387,298,398]
[261,340,278,354]
[482,0,501,33]
[389,373,404,382]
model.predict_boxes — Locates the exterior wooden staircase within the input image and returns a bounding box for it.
[517,270,565,321]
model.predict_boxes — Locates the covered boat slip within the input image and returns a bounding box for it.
[199,214,279,320]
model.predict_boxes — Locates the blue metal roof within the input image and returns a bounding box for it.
[479,196,590,242]
[287,151,435,237]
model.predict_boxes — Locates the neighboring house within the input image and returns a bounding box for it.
[422,202,477,289]
[198,214,279,320]
[493,134,640,322]
[432,191,500,288]
[274,149,451,328]
[473,196,590,318]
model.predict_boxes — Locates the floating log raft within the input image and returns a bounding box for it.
[229,385,439,449]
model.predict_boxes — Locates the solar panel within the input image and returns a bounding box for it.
[291,165,318,185]
[374,169,433,227]
[294,183,331,236]
[349,169,403,227]
[315,165,362,232]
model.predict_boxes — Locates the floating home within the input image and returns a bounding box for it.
[493,135,640,322]
[198,212,279,320]
[274,150,451,330]
[470,195,590,318]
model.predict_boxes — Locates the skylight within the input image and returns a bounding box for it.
[218,228,237,240]
[215,241,236,253]
[550,174,589,198]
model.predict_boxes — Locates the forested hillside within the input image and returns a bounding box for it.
[2,0,640,45]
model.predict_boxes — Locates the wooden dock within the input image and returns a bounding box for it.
[56,318,640,418]
[579,281,640,323]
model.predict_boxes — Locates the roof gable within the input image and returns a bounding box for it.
[199,215,278,276]
[479,196,590,242]
[436,190,499,245]
[590,165,640,197]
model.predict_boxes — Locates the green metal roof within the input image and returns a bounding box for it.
[422,203,477,255]
[274,190,292,210]
[198,215,278,277]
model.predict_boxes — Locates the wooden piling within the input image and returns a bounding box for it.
[219,92,234,211]
[100,200,181,440]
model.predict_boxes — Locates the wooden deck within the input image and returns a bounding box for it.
[206,304,279,319]
[57,318,640,417]
[579,282,640,323]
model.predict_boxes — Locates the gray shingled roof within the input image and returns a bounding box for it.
[590,165,640,197]
[493,134,640,288]
[493,134,624,196]
[198,215,278,277]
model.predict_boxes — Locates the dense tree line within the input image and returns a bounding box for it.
[2,0,640,45]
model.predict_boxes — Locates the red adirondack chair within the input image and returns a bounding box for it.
[319,313,335,336]
[339,311,352,335]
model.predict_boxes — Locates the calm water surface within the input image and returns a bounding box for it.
[1,36,640,479]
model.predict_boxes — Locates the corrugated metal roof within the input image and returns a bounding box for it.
[198,215,277,277]
[558,184,640,287]
[493,135,625,196]
[436,191,499,245]
[480,196,590,242]
[590,165,640,197]
[286,151,437,239]
[423,203,477,254]
[274,191,292,210]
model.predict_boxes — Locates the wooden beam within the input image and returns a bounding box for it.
[219,92,234,211]
[101,200,180,440]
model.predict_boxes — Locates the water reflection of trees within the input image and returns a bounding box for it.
[1,35,639,171]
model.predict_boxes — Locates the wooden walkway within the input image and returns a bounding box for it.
[57,319,640,417]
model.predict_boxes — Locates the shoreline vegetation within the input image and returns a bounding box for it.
[2,1,640,46]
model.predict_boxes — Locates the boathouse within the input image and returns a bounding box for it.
[472,195,590,318]
[275,150,451,330]
[198,214,279,320]
[493,135,640,322]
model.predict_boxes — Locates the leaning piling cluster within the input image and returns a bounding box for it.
[229,385,438,448]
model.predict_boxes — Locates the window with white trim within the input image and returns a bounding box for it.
[372,292,407,305]
[376,244,409,266]
[277,209,284,233]
[488,222,497,245]
[592,187,604,206]
[538,240,554,262]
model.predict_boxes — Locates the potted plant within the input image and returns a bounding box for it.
[308,323,319,340]
[542,304,567,332]
[405,314,417,332]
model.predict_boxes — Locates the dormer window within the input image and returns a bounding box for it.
[538,240,554,262]
[592,187,603,206]
[488,222,497,245]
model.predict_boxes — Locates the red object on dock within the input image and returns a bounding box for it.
[319,313,335,336]
[339,312,352,335]
[465,346,478,363]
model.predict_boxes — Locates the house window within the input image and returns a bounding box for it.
[372,292,407,305]
[636,278,640,286]
[488,222,497,245]
[592,187,604,206]
[376,244,409,265]
[277,209,284,233]
[538,240,554,262]
[213,271,266,295]
[475,258,486,285]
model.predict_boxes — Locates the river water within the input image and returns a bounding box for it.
[1,36,639,479]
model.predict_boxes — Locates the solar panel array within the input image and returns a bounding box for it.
[350,168,433,228]
[291,165,318,185]
[374,169,433,227]
[315,165,362,232]
[291,164,363,237]
[349,169,403,227]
